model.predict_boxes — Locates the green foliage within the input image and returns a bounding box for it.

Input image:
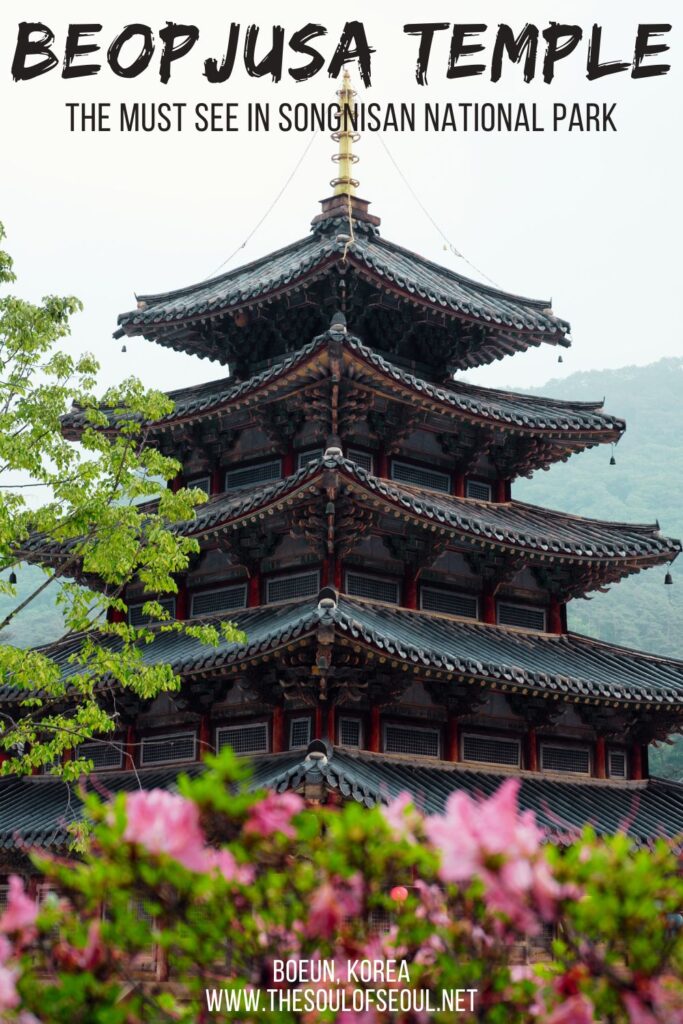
[0,223,245,777]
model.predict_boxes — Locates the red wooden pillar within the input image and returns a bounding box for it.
[377,450,389,479]
[369,707,381,753]
[482,587,496,625]
[454,473,466,498]
[198,714,211,759]
[170,474,182,493]
[211,465,223,495]
[107,607,126,624]
[495,478,508,503]
[124,725,136,770]
[327,705,336,745]
[175,582,188,620]
[248,571,261,607]
[272,707,284,753]
[641,744,649,779]
[548,596,563,635]
[446,714,460,762]
[62,747,73,767]
[403,568,418,610]
[282,445,295,478]
[527,728,539,772]
[594,737,606,779]
[314,705,323,738]
[630,742,643,780]
[321,558,330,587]
[334,559,343,592]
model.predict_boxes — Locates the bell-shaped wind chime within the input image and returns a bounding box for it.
[609,444,616,467]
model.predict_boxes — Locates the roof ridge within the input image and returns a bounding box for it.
[369,233,554,314]
[134,233,315,306]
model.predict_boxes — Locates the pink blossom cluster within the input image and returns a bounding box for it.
[0,876,39,1016]
[305,873,363,938]
[387,778,569,935]
[123,788,303,880]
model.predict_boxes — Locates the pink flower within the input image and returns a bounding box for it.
[424,779,569,933]
[55,921,105,972]
[383,792,419,842]
[306,874,363,938]
[622,993,659,1024]
[244,791,303,839]
[546,994,595,1024]
[425,790,482,881]
[206,848,254,885]
[0,962,19,1011]
[124,790,207,872]
[0,876,38,937]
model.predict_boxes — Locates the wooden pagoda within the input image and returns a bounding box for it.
[2,74,683,871]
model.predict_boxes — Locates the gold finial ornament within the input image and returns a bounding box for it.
[331,70,360,196]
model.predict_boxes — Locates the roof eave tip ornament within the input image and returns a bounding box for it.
[311,69,381,232]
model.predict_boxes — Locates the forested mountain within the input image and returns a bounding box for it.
[1,359,681,775]
[515,357,683,779]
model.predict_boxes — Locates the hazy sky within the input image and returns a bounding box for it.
[0,1,680,394]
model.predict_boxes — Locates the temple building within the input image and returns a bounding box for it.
[1,74,683,881]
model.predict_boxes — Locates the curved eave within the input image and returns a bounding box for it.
[182,457,680,578]
[258,749,683,847]
[64,331,623,464]
[15,455,680,598]
[115,227,571,368]
[331,597,683,709]
[3,596,683,712]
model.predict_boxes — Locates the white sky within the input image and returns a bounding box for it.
[0,1,680,392]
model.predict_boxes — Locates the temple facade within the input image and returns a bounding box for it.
[2,75,683,884]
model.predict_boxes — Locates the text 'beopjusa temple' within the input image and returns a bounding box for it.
[11,21,672,86]
[2,79,683,885]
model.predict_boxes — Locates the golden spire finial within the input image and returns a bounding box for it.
[331,70,360,197]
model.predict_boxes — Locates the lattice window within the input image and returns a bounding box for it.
[190,584,247,617]
[76,741,123,771]
[297,449,324,469]
[420,586,478,619]
[345,572,400,605]
[466,479,493,501]
[338,717,362,748]
[462,733,521,767]
[608,749,628,779]
[290,717,312,749]
[390,460,451,494]
[187,476,211,495]
[348,449,374,473]
[384,723,440,758]
[0,886,9,911]
[129,897,158,971]
[265,571,320,604]
[540,744,591,775]
[216,723,270,756]
[368,907,394,934]
[225,459,281,491]
[140,732,196,766]
[128,597,176,626]
[497,602,547,632]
